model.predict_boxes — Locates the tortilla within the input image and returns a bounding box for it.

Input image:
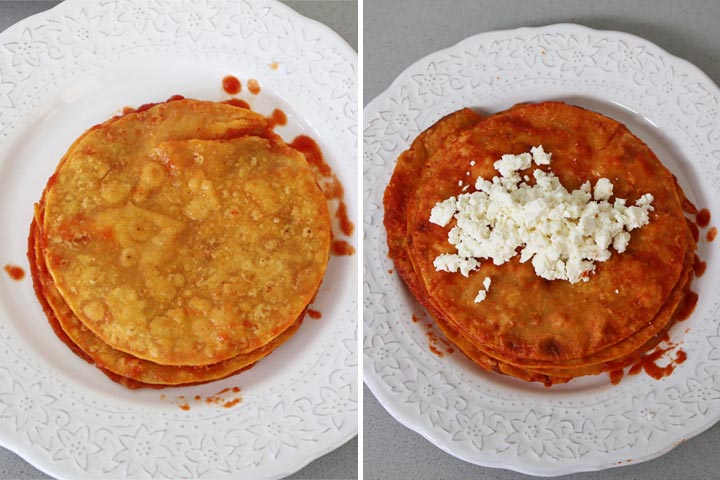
[39,100,331,367]
[408,102,690,362]
[384,102,698,385]
[29,213,304,386]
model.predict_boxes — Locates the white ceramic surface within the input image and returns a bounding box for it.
[364,23,720,476]
[0,1,358,479]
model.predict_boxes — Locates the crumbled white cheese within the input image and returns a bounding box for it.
[470,160,476,166]
[431,145,654,284]
[429,197,457,227]
[474,276,493,303]
[433,253,479,277]
[530,145,552,165]
[594,178,613,201]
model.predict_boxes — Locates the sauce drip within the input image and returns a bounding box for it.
[697,208,711,228]
[307,309,322,320]
[222,75,241,95]
[4,264,24,281]
[708,227,718,242]
[269,62,279,71]
[637,346,676,380]
[223,98,251,110]
[266,108,287,129]
[336,201,354,236]
[609,369,624,385]
[694,260,707,277]
[681,197,698,214]
[289,135,355,255]
[247,78,261,95]
[331,240,355,256]
[411,313,421,323]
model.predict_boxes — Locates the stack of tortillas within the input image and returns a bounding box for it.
[30,99,331,388]
[384,102,699,386]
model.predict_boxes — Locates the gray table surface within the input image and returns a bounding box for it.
[364,0,720,479]
[0,1,357,479]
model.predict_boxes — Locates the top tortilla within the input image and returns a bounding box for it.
[41,100,331,366]
[406,102,690,362]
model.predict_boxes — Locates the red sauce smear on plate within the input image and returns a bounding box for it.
[176,396,190,411]
[707,227,718,242]
[247,78,261,95]
[411,314,421,323]
[222,75,241,95]
[331,240,355,256]
[336,201,354,236]
[697,208,711,228]
[204,386,242,408]
[307,309,322,320]
[4,264,24,281]
[289,135,355,256]
[425,327,444,357]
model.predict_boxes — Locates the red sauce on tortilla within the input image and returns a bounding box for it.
[675,291,698,322]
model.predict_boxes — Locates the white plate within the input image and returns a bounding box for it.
[363,23,720,476]
[0,1,357,479]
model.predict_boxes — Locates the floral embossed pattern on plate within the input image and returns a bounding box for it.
[0,1,357,479]
[364,24,719,476]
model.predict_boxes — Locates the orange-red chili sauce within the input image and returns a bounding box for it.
[708,227,718,242]
[247,78,261,95]
[697,208,711,228]
[266,108,287,129]
[4,264,24,281]
[331,240,355,256]
[222,75,241,95]
[223,98,251,110]
[289,134,355,256]
[307,309,322,320]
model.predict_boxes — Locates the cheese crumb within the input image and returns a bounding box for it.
[431,146,654,284]
[474,290,487,303]
[429,197,457,227]
[594,178,613,201]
